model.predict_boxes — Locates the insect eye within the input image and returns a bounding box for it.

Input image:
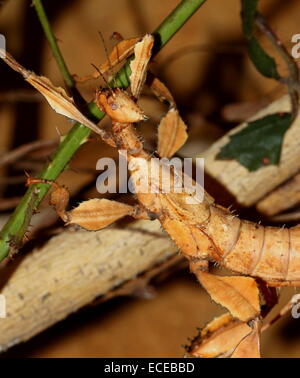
[110,102,118,110]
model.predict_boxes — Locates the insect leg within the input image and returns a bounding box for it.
[25,176,69,222]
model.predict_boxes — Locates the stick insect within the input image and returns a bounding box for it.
[5,34,300,357]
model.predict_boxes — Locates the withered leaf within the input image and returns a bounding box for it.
[157,108,188,158]
[197,272,260,322]
[68,198,134,230]
[187,313,252,358]
[231,319,261,358]
[130,34,154,99]
[0,50,106,138]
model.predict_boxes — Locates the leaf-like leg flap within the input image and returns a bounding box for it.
[185,313,253,358]
[73,38,140,83]
[101,37,140,76]
[230,318,261,358]
[186,313,261,358]
[130,34,154,100]
[68,198,135,231]
[146,72,176,106]
[197,272,260,322]
[0,50,110,140]
[157,108,188,158]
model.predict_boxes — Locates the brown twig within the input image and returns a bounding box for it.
[93,254,186,305]
[0,197,22,211]
[0,140,57,167]
[0,90,41,103]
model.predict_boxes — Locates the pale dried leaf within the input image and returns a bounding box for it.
[147,72,175,106]
[157,108,188,158]
[68,198,134,230]
[0,51,107,138]
[231,320,261,358]
[187,313,252,358]
[197,272,260,322]
[130,34,154,99]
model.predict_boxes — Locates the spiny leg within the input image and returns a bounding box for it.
[25,176,69,222]
[26,176,157,230]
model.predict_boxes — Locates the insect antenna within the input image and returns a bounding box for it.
[90,63,114,97]
[98,30,118,89]
[110,32,124,67]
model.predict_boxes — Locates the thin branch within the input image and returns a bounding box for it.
[0,197,22,211]
[0,140,56,167]
[32,0,75,90]
[93,255,186,305]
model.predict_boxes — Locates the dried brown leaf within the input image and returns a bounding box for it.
[130,34,154,99]
[0,51,109,139]
[231,319,261,358]
[68,198,134,230]
[197,272,260,322]
[157,108,188,158]
[187,313,252,358]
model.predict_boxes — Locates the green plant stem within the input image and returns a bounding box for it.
[32,0,75,89]
[0,0,206,261]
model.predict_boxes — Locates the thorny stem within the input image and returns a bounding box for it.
[32,0,75,90]
[0,0,207,261]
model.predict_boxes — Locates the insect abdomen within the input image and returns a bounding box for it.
[205,206,300,285]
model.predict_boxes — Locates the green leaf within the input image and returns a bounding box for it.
[217,113,293,171]
[241,1,280,80]
[241,0,258,37]
[248,36,280,79]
